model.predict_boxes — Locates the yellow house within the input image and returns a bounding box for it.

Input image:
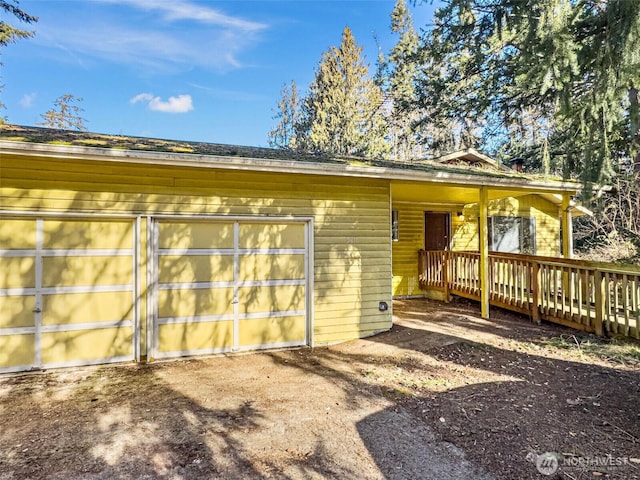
[0,126,582,373]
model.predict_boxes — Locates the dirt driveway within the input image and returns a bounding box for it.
[1,299,639,479]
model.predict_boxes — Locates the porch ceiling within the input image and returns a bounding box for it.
[391,181,559,205]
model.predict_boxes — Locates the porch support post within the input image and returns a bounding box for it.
[479,186,490,318]
[561,192,573,259]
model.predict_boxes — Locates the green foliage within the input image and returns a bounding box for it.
[0,0,37,47]
[268,81,302,150]
[410,0,640,182]
[378,0,426,160]
[269,27,388,158]
[0,1,37,115]
[38,94,87,131]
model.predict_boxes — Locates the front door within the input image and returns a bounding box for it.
[424,212,450,250]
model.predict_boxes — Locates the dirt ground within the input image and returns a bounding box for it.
[1,298,639,480]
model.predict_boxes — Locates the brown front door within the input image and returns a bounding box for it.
[424,212,451,250]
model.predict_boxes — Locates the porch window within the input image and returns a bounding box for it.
[391,210,399,241]
[488,216,536,254]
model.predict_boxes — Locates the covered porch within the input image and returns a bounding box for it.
[418,250,640,339]
[388,168,640,339]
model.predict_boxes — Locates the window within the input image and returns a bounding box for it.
[488,216,536,254]
[391,210,399,241]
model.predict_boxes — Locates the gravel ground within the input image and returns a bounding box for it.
[1,298,638,479]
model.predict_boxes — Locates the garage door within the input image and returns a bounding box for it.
[0,217,136,373]
[152,219,308,359]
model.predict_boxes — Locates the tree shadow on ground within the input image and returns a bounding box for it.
[0,365,264,479]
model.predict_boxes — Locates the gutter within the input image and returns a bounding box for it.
[0,140,582,194]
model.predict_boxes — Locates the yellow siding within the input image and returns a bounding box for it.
[453,195,561,256]
[391,203,462,296]
[0,154,394,350]
[392,196,561,297]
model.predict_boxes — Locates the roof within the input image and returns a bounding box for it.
[0,124,582,194]
[432,148,502,169]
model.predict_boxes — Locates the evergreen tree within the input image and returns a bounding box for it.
[380,0,426,160]
[1,1,37,118]
[0,0,37,46]
[38,94,87,131]
[413,0,640,183]
[268,81,302,150]
[299,26,389,158]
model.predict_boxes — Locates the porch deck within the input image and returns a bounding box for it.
[418,250,640,339]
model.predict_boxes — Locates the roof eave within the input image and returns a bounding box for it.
[0,140,582,194]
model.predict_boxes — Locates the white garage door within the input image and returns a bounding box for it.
[0,217,136,373]
[151,219,309,359]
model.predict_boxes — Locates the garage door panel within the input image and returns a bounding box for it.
[158,255,234,284]
[158,288,234,318]
[239,284,305,315]
[238,315,305,347]
[158,321,233,353]
[0,219,36,249]
[43,219,133,250]
[0,334,35,368]
[41,328,133,364]
[239,223,305,249]
[42,291,133,326]
[42,256,132,287]
[0,296,36,328]
[0,257,35,289]
[153,219,308,358]
[238,253,305,281]
[159,222,234,249]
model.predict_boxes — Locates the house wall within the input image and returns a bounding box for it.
[0,154,393,353]
[391,203,464,296]
[454,195,561,256]
[392,195,561,297]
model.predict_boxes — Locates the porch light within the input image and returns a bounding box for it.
[457,211,464,221]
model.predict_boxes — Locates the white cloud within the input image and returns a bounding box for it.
[20,93,37,108]
[131,93,194,113]
[98,0,266,31]
[36,1,268,72]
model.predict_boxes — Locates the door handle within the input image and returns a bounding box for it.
[32,306,42,313]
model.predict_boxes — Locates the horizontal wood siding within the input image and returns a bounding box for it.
[0,155,393,348]
[452,195,561,256]
[392,203,462,296]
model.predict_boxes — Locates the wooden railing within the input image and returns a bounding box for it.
[418,250,640,339]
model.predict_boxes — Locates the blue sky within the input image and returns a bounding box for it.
[1,0,438,147]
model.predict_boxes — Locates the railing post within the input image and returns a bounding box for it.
[531,261,541,325]
[594,270,605,336]
[418,249,426,286]
[443,250,450,302]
